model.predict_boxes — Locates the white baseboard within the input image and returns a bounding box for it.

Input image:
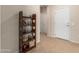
[48,34,79,44]
[47,34,54,37]
[69,40,79,44]
[0,40,40,53]
[36,39,40,43]
[0,49,1,53]
[1,49,19,53]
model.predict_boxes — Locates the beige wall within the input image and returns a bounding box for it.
[1,5,25,52]
[47,6,54,37]
[1,5,40,53]
[70,6,79,43]
[0,5,1,52]
[23,5,40,43]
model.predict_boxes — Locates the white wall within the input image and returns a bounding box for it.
[49,5,79,43]
[1,5,40,53]
[49,6,70,40]
[52,5,79,43]
[53,6,70,40]
[0,5,1,52]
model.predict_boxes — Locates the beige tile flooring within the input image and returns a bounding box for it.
[28,33,79,53]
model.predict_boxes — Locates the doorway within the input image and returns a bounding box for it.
[40,5,48,37]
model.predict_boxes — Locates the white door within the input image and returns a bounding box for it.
[54,6,70,40]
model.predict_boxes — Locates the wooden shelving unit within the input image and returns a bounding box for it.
[19,11,36,53]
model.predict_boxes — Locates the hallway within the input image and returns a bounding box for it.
[28,33,79,53]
